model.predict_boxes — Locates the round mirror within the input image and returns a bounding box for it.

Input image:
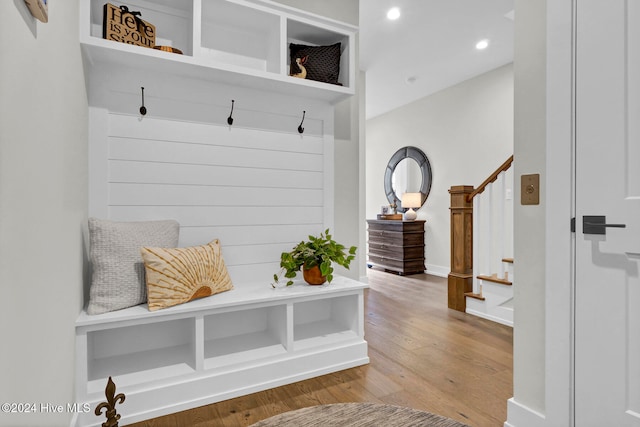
[391,158,423,196]
[384,146,432,212]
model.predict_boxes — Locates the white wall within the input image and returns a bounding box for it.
[0,1,87,426]
[508,1,577,426]
[510,0,547,419]
[366,64,514,276]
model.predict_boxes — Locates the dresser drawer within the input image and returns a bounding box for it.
[368,242,425,259]
[368,254,425,273]
[368,230,424,246]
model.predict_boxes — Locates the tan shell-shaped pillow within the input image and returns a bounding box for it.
[141,240,233,311]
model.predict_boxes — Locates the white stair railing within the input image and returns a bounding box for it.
[470,162,514,297]
[448,155,514,320]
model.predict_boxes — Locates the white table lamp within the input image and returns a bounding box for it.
[401,193,422,220]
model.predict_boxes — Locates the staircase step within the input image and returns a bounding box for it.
[502,258,514,264]
[477,274,512,286]
[464,292,486,301]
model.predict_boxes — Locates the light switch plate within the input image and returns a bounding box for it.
[521,174,540,205]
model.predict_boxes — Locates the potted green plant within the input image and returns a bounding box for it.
[272,229,357,287]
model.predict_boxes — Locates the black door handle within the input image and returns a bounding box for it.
[583,215,627,235]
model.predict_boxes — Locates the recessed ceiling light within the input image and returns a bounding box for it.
[476,39,489,50]
[387,7,401,20]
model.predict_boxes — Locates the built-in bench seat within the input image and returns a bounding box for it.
[74,276,369,427]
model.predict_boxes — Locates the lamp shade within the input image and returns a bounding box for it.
[401,192,422,209]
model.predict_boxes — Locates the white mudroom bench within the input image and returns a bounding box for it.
[77,0,364,424]
[74,276,369,427]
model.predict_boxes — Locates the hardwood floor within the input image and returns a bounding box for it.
[128,270,513,427]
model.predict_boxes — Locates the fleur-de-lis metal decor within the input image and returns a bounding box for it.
[95,376,126,427]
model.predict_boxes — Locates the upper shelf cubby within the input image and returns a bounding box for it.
[199,1,280,73]
[286,19,351,89]
[89,0,194,56]
[80,0,357,105]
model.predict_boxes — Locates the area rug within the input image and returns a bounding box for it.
[249,402,471,427]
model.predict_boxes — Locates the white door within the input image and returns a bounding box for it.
[575,1,640,425]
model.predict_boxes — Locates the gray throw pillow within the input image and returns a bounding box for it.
[87,218,180,315]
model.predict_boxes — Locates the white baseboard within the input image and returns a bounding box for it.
[466,308,514,327]
[504,398,546,427]
[425,264,448,278]
[364,264,448,278]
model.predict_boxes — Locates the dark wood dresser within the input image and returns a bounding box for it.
[366,219,425,275]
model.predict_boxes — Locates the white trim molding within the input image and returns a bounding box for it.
[544,0,575,426]
[505,398,546,427]
[425,263,448,278]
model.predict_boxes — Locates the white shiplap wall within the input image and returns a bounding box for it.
[88,108,334,285]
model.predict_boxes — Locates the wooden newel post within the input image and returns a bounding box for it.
[448,185,474,311]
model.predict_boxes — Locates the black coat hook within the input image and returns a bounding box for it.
[227,99,235,125]
[139,87,147,116]
[298,110,306,134]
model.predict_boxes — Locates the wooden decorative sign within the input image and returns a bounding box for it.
[103,3,156,49]
[24,0,48,23]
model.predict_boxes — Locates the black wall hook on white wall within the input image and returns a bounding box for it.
[139,87,147,116]
[227,99,235,125]
[298,110,306,134]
